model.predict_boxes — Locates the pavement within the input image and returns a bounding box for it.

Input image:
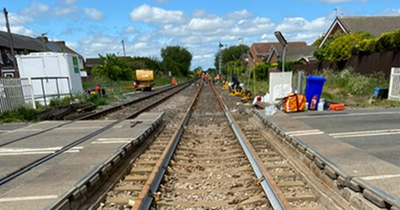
[254,108,400,209]
[0,112,164,210]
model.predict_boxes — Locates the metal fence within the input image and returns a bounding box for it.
[30,76,72,107]
[0,78,35,113]
[389,67,400,101]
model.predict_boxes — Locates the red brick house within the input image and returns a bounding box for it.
[266,45,317,65]
[248,42,307,69]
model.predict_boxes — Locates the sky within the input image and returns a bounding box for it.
[1,0,399,69]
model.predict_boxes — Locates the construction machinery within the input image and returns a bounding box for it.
[229,83,244,96]
[222,80,230,90]
[241,89,253,101]
[135,69,155,91]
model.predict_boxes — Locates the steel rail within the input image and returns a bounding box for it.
[78,79,196,120]
[209,84,292,210]
[126,82,192,119]
[0,120,121,187]
[0,81,195,148]
[133,82,203,210]
[0,81,195,188]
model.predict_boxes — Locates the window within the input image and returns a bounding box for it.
[4,73,14,78]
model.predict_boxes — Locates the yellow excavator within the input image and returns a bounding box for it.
[222,80,230,90]
[241,89,252,101]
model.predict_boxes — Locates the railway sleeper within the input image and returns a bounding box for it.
[161,186,262,193]
[155,196,269,208]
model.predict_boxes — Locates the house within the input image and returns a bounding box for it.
[0,31,44,77]
[248,42,307,69]
[319,16,400,47]
[0,31,84,77]
[266,45,317,65]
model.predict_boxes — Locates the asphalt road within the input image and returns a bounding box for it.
[288,108,400,168]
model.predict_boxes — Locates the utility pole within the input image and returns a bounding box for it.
[121,40,126,57]
[238,38,244,71]
[3,8,18,75]
[218,42,224,76]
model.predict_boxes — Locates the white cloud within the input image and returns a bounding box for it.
[381,9,400,16]
[0,25,34,37]
[84,8,104,21]
[124,26,136,34]
[193,10,208,18]
[55,6,78,16]
[276,17,331,34]
[188,17,234,33]
[21,2,50,16]
[129,4,185,23]
[227,10,253,19]
[64,0,78,4]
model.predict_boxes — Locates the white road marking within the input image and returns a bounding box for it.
[330,129,400,138]
[0,147,82,156]
[360,174,400,181]
[92,138,135,144]
[293,111,400,119]
[286,129,325,136]
[0,195,58,202]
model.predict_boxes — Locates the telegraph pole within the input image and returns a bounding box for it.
[3,8,18,75]
[218,42,224,76]
[121,40,126,57]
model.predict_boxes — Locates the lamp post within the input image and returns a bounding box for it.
[274,31,287,73]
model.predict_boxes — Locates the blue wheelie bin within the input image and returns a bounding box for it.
[305,76,326,110]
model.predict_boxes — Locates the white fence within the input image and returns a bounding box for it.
[0,78,35,113]
[389,67,400,101]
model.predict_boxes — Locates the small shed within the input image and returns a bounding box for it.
[16,52,83,105]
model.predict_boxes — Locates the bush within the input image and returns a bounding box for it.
[88,94,108,106]
[0,107,39,123]
[320,68,388,97]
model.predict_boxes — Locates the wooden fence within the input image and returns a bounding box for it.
[294,51,400,79]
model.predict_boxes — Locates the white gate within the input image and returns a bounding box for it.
[389,67,400,101]
[269,72,293,103]
[0,78,35,113]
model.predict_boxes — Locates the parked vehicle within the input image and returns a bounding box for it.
[135,69,155,91]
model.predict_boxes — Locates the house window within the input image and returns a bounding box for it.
[3,73,14,78]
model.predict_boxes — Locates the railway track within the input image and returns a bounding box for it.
[0,82,192,148]
[93,83,354,210]
[0,82,196,189]
[79,80,195,120]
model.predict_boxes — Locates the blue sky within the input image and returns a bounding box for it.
[1,0,399,69]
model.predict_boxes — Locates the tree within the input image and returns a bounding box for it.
[315,32,374,62]
[214,44,250,73]
[161,46,192,76]
[126,56,161,71]
[92,54,133,81]
[375,29,400,53]
[253,63,270,80]
[312,34,325,46]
